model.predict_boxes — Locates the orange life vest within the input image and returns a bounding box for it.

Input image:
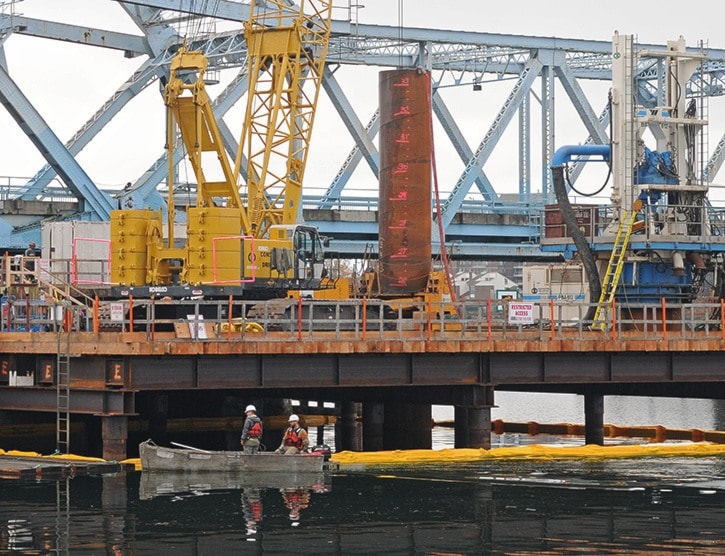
[284,426,305,449]
[247,421,262,438]
[250,501,262,521]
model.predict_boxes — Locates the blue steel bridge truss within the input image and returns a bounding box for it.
[2,0,725,258]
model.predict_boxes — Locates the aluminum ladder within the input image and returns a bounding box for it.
[592,200,642,330]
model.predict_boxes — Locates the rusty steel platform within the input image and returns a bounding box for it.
[1,327,725,410]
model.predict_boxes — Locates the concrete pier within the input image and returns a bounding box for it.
[2,320,724,459]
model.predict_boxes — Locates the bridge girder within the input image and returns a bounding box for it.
[1,3,725,254]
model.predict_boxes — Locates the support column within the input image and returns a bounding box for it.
[338,402,361,452]
[101,415,128,461]
[149,393,168,447]
[454,386,494,449]
[383,402,431,450]
[584,393,604,445]
[454,406,491,449]
[362,402,384,451]
[454,406,468,448]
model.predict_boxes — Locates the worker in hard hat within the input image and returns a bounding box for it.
[241,404,263,454]
[275,414,309,455]
[23,241,37,283]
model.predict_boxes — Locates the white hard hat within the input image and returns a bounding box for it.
[245,405,256,413]
[288,414,299,422]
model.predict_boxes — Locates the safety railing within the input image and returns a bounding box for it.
[3,296,725,343]
[0,297,90,333]
[541,200,725,246]
[0,255,111,291]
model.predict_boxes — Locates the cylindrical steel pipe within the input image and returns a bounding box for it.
[378,69,432,295]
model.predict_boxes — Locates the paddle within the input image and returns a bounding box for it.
[170,441,211,454]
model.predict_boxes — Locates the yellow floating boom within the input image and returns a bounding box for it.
[331,442,725,467]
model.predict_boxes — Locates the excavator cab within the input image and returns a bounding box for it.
[292,225,325,280]
[269,224,325,283]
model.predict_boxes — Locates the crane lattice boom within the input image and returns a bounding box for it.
[237,0,333,237]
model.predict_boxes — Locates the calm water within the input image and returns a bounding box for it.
[3,393,725,554]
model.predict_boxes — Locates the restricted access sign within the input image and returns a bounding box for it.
[508,302,534,325]
[110,303,125,322]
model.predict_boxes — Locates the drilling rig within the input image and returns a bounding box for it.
[540,33,725,326]
[109,0,333,300]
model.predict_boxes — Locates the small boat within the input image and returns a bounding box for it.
[139,439,327,473]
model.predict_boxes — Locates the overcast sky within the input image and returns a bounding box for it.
[2,0,724,197]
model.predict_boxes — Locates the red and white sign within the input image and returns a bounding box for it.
[508,302,534,325]
[110,303,124,322]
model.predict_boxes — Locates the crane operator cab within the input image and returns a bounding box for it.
[269,224,326,283]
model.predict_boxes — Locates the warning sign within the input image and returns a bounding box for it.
[110,303,125,322]
[508,302,534,325]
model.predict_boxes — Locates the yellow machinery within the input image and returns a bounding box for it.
[110,0,333,299]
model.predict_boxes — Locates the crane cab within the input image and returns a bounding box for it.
[266,224,326,283]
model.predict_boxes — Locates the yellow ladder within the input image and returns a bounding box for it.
[592,200,642,329]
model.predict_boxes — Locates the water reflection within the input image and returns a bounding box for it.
[3,459,725,554]
[3,519,33,551]
[241,488,262,536]
[280,487,311,524]
[138,470,329,500]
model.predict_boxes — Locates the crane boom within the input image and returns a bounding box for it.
[238,0,333,238]
[165,45,250,230]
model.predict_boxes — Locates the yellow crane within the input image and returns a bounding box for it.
[240,0,332,237]
[110,0,333,299]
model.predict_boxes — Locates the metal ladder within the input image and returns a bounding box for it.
[56,328,71,454]
[592,203,641,330]
[55,477,70,554]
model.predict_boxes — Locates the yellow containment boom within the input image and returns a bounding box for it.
[332,443,725,467]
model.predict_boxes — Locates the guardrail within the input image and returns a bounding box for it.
[2,296,725,342]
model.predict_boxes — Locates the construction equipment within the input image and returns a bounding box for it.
[543,33,720,329]
[110,0,333,300]
[107,2,461,330]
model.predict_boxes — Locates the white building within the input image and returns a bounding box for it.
[455,270,519,300]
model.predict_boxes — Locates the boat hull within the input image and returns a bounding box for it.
[139,441,325,473]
